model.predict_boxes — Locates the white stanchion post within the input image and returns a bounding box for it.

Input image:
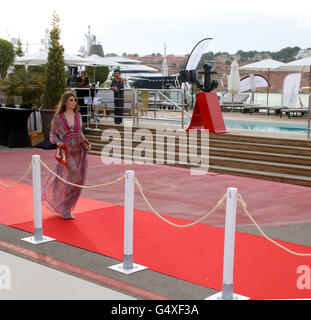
[108,170,148,274]
[206,187,249,300]
[22,155,55,244]
[123,170,135,269]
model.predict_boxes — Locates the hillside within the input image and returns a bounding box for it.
[125,47,310,93]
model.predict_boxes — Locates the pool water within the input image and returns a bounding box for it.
[224,119,308,134]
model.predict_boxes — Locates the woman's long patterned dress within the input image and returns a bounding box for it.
[42,112,89,219]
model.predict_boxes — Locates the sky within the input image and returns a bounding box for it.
[1,0,311,56]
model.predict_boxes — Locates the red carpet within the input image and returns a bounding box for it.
[7,206,311,300]
[1,180,311,299]
[0,179,115,225]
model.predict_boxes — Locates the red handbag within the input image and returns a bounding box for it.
[55,145,67,164]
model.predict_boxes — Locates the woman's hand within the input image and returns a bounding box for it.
[57,142,64,148]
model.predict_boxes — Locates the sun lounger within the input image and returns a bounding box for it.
[279,108,309,119]
[221,93,249,112]
[242,105,284,116]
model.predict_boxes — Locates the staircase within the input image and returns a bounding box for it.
[85,123,311,187]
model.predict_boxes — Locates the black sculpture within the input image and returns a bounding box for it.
[179,63,218,92]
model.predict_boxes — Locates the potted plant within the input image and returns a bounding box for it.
[0,66,45,107]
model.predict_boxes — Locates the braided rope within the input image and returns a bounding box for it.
[40,160,125,188]
[0,160,32,187]
[134,177,226,228]
[237,194,311,256]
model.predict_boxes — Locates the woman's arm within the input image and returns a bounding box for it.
[79,113,91,151]
[50,115,62,146]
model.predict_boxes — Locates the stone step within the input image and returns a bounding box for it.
[87,134,310,160]
[87,125,311,148]
[90,142,311,176]
[209,147,311,166]
[86,128,311,156]
[88,150,311,187]
[90,142,209,167]
[209,155,311,177]
[209,139,311,156]
[87,134,311,165]
[209,132,311,148]
[85,125,311,187]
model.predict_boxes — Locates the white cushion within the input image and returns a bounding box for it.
[222,93,249,104]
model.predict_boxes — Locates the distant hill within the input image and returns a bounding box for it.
[123,46,309,93]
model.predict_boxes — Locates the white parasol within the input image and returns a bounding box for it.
[239,59,286,105]
[228,60,240,110]
[15,51,91,66]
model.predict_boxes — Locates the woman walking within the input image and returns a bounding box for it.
[42,91,91,219]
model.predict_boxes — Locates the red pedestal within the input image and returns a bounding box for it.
[186,92,226,133]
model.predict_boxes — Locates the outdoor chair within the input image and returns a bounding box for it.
[279,108,309,118]
[94,90,142,117]
[242,105,283,116]
[221,93,249,112]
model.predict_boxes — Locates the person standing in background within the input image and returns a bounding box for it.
[76,71,91,122]
[110,69,124,124]
[77,71,91,88]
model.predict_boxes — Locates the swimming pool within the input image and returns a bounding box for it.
[146,118,308,134]
[223,119,308,134]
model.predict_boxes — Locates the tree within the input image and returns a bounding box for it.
[1,67,45,105]
[0,38,15,79]
[15,38,24,57]
[271,46,300,63]
[42,11,66,109]
[85,66,109,84]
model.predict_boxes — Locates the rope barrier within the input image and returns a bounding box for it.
[0,160,32,187]
[39,160,125,188]
[237,193,311,257]
[134,177,227,228]
[1,156,311,257]
[134,179,311,255]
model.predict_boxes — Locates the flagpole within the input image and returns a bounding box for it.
[266,69,270,106]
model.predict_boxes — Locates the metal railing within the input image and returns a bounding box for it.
[135,88,190,128]
[69,87,138,128]
[308,93,311,139]
[69,87,191,129]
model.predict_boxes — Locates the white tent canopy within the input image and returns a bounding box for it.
[15,51,90,66]
[83,54,121,68]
